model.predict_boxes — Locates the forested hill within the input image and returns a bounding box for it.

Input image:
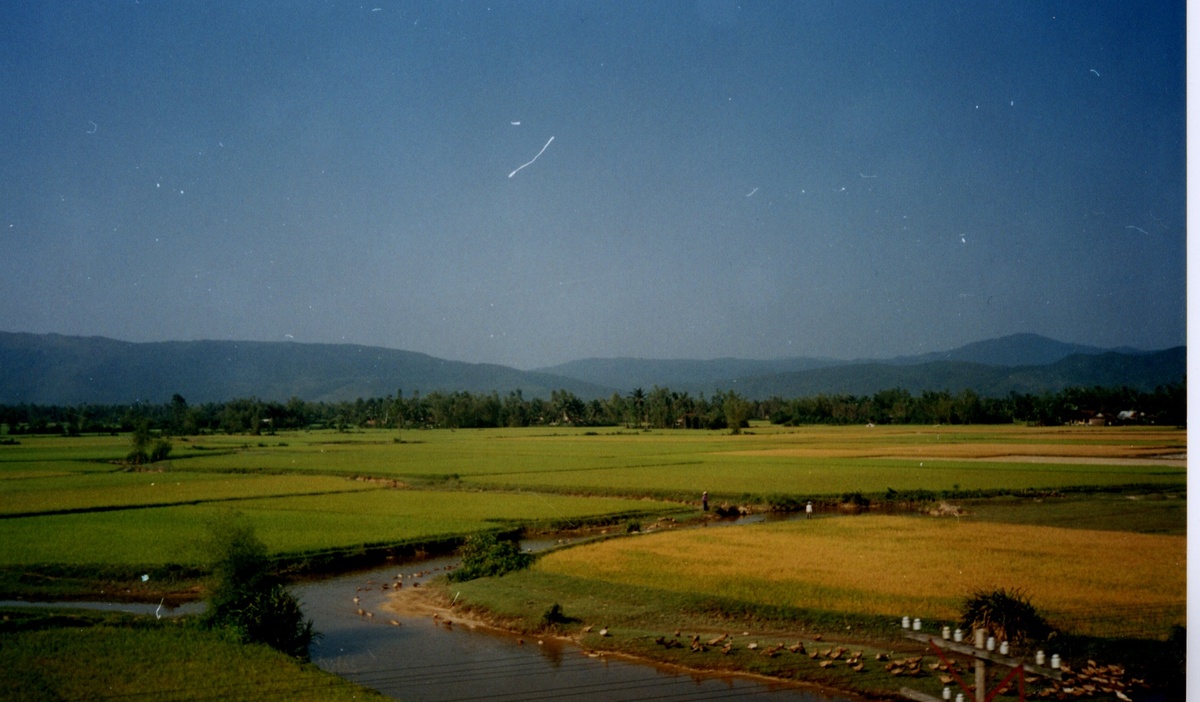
[681,348,1186,400]
[874,333,1139,366]
[535,334,1150,387]
[0,332,1184,405]
[0,332,609,405]
[538,335,1184,399]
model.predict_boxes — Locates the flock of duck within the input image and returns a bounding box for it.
[650,629,887,672]
[336,564,1149,700]
[349,564,456,623]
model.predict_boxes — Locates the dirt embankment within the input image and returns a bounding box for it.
[382,583,498,631]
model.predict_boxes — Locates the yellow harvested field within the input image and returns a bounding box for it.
[537,515,1185,634]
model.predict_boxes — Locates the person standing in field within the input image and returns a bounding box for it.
[702,491,709,512]
[806,501,813,519]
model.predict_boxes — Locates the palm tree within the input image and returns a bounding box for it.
[628,388,645,428]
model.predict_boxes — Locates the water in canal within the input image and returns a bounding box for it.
[4,517,854,701]
[295,548,854,702]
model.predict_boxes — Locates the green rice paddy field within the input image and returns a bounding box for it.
[0,424,1185,599]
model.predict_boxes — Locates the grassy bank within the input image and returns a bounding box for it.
[0,608,386,701]
[437,569,920,697]
[434,568,1184,701]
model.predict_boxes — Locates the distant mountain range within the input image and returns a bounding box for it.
[660,350,1184,400]
[0,331,1184,405]
[534,333,1137,389]
[866,333,1150,367]
[535,333,1183,399]
[0,333,609,405]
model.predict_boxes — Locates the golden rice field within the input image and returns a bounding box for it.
[534,515,1186,637]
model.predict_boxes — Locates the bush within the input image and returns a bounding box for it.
[959,588,1051,645]
[840,491,871,512]
[765,494,803,512]
[447,533,533,582]
[127,419,151,465]
[539,602,580,629]
[541,603,567,626]
[149,438,172,462]
[625,520,641,533]
[201,514,316,659]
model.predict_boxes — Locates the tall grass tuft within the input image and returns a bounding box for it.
[959,587,1051,644]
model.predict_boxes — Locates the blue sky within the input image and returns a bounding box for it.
[0,1,1186,368]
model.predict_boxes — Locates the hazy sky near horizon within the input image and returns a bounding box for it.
[0,1,1186,369]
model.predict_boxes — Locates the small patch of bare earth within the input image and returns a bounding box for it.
[382,583,508,633]
[927,501,965,517]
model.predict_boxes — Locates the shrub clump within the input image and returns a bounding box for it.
[447,533,534,582]
[126,419,171,464]
[201,514,316,659]
[840,491,871,512]
[959,587,1052,645]
[764,494,803,512]
[149,438,172,462]
[541,603,569,627]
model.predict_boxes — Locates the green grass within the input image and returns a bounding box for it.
[0,472,381,516]
[0,489,684,568]
[0,434,135,465]
[440,569,916,697]
[152,427,1187,502]
[961,492,1187,535]
[10,426,1180,493]
[168,428,724,480]
[458,454,1184,501]
[0,608,385,701]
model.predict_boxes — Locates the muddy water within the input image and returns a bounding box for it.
[294,544,853,702]
[3,515,855,701]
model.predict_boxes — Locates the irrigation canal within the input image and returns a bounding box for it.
[5,515,855,701]
[296,550,852,702]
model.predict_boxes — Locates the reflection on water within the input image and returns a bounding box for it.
[296,554,852,702]
[2,518,852,702]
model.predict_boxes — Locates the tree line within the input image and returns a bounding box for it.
[0,381,1183,437]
